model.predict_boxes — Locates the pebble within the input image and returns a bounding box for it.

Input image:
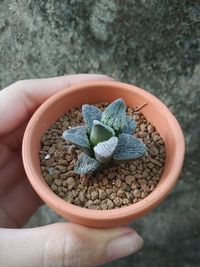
[117,188,125,197]
[44,154,51,160]
[74,198,81,206]
[159,145,165,154]
[54,179,62,186]
[48,167,58,176]
[109,193,117,200]
[135,173,142,179]
[123,198,129,205]
[91,191,99,200]
[133,189,141,198]
[58,192,65,198]
[64,193,73,203]
[107,173,116,180]
[80,174,87,180]
[78,191,86,202]
[129,164,136,172]
[85,200,94,208]
[66,177,76,190]
[141,184,150,193]
[99,189,107,200]
[77,184,84,190]
[147,125,155,133]
[101,203,108,210]
[48,146,56,154]
[131,183,137,190]
[115,178,122,187]
[150,184,155,191]
[150,145,159,156]
[72,190,78,197]
[107,199,114,209]
[66,171,75,177]
[125,192,134,201]
[106,188,113,195]
[56,165,67,173]
[141,192,147,198]
[147,163,154,169]
[94,199,101,205]
[51,184,57,191]
[125,175,135,185]
[62,187,68,193]
[60,173,68,180]
[102,178,108,185]
[140,123,146,131]
[45,175,53,185]
[113,197,122,207]
[88,186,95,194]
[153,134,160,142]
[142,170,149,178]
[121,182,128,190]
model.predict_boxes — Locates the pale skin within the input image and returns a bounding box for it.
[0,74,143,267]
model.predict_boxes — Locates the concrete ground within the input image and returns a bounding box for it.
[1,1,200,266]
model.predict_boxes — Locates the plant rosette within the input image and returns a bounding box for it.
[22,81,185,228]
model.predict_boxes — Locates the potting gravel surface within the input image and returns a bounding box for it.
[39,102,166,210]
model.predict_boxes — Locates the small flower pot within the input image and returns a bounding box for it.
[22,81,185,228]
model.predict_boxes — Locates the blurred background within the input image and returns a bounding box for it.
[0,1,199,266]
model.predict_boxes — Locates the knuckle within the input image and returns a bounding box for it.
[43,229,66,267]
[12,79,29,89]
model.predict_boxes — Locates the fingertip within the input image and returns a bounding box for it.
[104,229,143,264]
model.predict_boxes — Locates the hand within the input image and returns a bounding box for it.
[0,75,143,267]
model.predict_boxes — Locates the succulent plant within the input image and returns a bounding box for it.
[63,98,146,174]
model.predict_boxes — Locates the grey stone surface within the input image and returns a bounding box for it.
[1,1,200,266]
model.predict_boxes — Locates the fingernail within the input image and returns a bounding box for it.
[106,231,143,263]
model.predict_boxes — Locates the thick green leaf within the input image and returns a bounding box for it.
[74,153,102,174]
[82,104,102,132]
[62,126,92,155]
[101,98,126,131]
[113,133,146,161]
[122,116,137,134]
[90,120,115,146]
[93,136,118,163]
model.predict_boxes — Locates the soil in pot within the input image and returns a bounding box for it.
[39,102,166,210]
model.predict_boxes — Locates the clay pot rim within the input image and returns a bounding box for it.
[22,81,185,222]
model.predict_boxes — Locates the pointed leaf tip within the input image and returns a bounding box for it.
[82,104,102,132]
[113,133,146,161]
[62,126,92,155]
[74,153,102,174]
[101,98,126,131]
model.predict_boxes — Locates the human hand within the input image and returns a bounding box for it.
[0,75,143,267]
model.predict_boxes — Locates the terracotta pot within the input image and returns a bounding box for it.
[22,81,185,228]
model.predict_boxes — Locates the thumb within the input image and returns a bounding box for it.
[0,223,143,267]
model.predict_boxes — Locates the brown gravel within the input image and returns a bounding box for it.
[39,102,166,210]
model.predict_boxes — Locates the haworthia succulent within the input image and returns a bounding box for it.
[62,98,146,175]
[82,104,102,132]
[62,126,92,156]
[113,133,146,161]
[101,98,126,132]
[90,120,115,146]
[122,116,137,134]
[93,136,118,163]
[74,153,102,174]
